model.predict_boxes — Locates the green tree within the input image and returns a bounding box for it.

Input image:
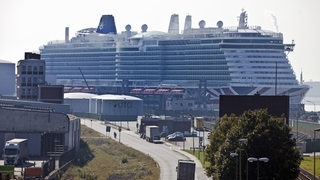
[205,109,301,180]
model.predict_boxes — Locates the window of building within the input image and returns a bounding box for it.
[27,77,32,86]
[27,66,32,74]
[21,65,26,74]
[38,77,43,84]
[33,66,38,74]
[39,66,44,75]
[22,88,26,96]
[21,77,26,86]
[33,77,38,86]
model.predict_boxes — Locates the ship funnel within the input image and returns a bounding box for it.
[238,10,248,29]
[183,15,192,32]
[65,27,69,43]
[168,14,179,34]
[96,15,117,34]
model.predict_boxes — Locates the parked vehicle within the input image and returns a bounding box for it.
[183,131,197,137]
[3,138,28,166]
[145,125,161,143]
[176,159,195,180]
[160,131,168,138]
[166,132,186,141]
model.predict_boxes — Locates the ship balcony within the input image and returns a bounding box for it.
[284,43,295,52]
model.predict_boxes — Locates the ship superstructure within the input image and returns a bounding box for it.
[40,11,308,116]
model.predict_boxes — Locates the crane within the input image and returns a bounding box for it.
[78,67,91,93]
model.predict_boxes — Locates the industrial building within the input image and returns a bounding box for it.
[0,99,79,157]
[0,59,15,97]
[64,92,96,114]
[16,52,45,101]
[64,92,143,121]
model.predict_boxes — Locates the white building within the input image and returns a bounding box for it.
[90,94,143,121]
[64,93,143,121]
[64,92,96,113]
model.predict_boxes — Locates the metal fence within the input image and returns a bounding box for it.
[42,157,55,177]
[59,148,75,168]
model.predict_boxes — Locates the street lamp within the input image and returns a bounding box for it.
[306,100,316,112]
[247,157,269,180]
[313,128,320,180]
[238,138,248,180]
[231,152,239,180]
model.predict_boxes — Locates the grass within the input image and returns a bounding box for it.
[59,125,160,180]
[184,149,210,168]
[300,155,320,177]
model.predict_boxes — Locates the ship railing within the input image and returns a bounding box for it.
[183,26,282,38]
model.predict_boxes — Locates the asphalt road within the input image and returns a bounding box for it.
[81,119,211,180]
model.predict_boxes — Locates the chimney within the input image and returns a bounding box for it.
[184,15,192,32]
[168,14,179,34]
[96,15,117,34]
[65,27,69,43]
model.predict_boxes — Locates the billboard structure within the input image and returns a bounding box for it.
[38,85,64,104]
[219,95,289,124]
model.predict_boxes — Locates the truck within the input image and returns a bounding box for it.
[145,125,161,143]
[176,159,196,180]
[194,116,205,131]
[3,138,28,166]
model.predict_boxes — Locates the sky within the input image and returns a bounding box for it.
[1,0,320,81]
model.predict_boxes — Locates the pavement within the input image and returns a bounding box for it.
[83,119,212,179]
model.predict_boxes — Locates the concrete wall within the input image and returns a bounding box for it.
[0,99,70,113]
[0,133,4,155]
[0,108,69,133]
[64,99,90,113]
[101,99,143,116]
[90,98,143,121]
[64,116,80,151]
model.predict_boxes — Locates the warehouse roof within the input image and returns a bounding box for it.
[92,94,142,101]
[64,92,96,99]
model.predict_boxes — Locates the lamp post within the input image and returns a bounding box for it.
[313,128,320,180]
[239,138,248,180]
[306,100,316,112]
[247,157,269,180]
[231,152,239,180]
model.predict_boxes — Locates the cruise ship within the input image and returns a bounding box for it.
[40,11,309,116]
